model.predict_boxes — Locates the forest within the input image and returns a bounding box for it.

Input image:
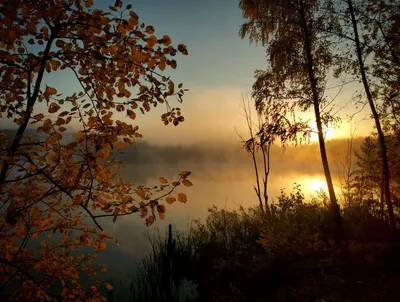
[0,0,399,301]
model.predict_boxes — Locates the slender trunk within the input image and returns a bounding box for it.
[0,27,59,193]
[380,169,385,220]
[347,0,396,236]
[298,0,343,238]
[251,146,264,212]
[261,142,271,214]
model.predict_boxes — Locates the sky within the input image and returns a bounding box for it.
[115,0,375,144]
[0,0,376,144]
[0,0,380,280]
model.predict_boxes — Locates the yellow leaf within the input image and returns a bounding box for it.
[180,171,191,177]
[159,177,168,184]
[159,212,165,220]
[182,179,193,187]
[178,193,187,203]
[105,283,113,290]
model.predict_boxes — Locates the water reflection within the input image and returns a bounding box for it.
[95,138,356,286]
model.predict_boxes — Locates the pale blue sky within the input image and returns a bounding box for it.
[1,0,374,143]
[118,0,267,88]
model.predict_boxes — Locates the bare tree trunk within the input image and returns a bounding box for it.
[239,98,264,212]
[298,0,343,239]
[251,148,264,213]
[347,0,396,236]
[261,143,271,214]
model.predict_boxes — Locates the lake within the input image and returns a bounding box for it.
[93,138,359,290]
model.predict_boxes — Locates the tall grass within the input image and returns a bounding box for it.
[128,186,396,301]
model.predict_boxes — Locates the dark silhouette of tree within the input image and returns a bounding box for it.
[239,0,344,237]
[331,0,400,235]
[238,96,310,214]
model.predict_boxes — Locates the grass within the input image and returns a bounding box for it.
[127,187,400,301]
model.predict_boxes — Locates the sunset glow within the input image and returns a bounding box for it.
[310,125,336,142]
[308,178,328,192]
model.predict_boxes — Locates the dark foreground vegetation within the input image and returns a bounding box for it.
[126,187,400,302]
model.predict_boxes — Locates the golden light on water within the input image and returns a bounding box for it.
[307,178,328,192]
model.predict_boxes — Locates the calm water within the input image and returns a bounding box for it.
[93,139,354,287]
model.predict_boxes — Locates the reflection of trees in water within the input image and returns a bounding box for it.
[117,139,364,186]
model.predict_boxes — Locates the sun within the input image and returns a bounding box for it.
[308,179,328,192]
[310,125,336,142]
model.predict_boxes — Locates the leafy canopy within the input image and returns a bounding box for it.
[0,0,191,300]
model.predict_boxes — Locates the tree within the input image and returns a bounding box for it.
[238,95,311,214]
[332,0,399,234]
[352,132,400,219]
[0,0,191,300]
[238,96,268,213]
[239,0,344,237]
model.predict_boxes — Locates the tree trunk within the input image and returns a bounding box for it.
[299,0,344,239]
[347,0,396,236]
[0,28,59,193]
[251,147,264,213]
[261,142,271,214]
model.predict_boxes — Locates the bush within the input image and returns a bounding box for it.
[129,185,397,301]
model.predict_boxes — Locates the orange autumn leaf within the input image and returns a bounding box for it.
[166,196,176,204]
[177,193,187,203]
[182,179,193,187]
[45,86,57,96]
[48,103,61,113]
[127,109,136,120]
[0,1,190,300]
[159,177,168,184]
[136,189,145,199]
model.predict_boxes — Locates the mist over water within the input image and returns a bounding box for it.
[2,128,365,290]
[95,137,363,281]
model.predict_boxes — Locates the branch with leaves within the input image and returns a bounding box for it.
[0,0,192,300]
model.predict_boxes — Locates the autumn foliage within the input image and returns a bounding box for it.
[0,0,191,300]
